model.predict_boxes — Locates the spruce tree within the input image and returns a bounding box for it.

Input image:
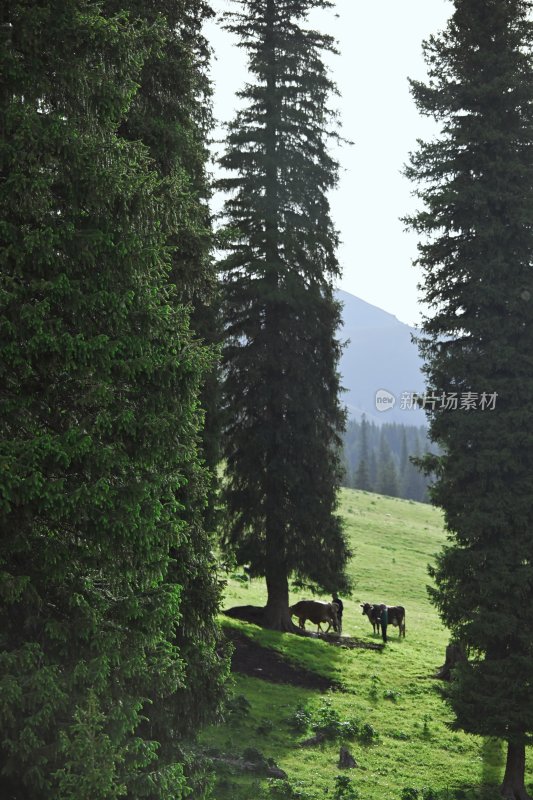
[354,416,372,491]
[406,1,533,796]
[218,0,351,630]
[0,2,224,797]
[376,433,399,498]
[105,1,228,779]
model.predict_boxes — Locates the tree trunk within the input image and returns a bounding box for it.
[434,642,467,681]
[263,568,297,631]
[500,739,532,800]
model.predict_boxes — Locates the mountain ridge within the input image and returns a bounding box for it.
[336,289,427,425]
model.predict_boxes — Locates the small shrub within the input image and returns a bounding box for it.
[288,703,313,732]
[265,778,315,799]
[359,722,378,743]
[256,718,275,736]
[313,701,342,737]
[312,701,359,740]
[400,788,446,800]
[369,674,381,701]
[225,693,251,721]
[333,774,359,800]
[384,689,401,702]
[337,719,360,738]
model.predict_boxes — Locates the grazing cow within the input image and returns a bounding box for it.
[289,600,339,633]
[361,602,406,638]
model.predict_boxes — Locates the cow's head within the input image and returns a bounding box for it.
[360,602,373,616]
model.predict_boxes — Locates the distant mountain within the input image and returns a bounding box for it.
[336,289,427,425]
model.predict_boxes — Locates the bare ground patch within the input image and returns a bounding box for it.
[224,622,382,691]
[225,627,337,690]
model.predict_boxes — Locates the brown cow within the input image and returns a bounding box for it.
[289,600,339,633]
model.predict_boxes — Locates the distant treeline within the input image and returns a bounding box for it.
[341,416,434,503]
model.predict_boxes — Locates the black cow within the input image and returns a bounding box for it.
[361,602,406,638]
[360,602,382,634]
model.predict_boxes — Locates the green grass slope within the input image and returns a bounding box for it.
[201,488,528,800]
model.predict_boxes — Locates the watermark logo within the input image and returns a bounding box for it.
[400,391,498,412]
[375,389,396,412]
[374,389,498,413]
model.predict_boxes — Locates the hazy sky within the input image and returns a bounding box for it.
[206,0,452,326]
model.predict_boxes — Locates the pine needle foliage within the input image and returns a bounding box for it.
[218,0,351,629]
[106,0,229,775]
[406,1,533,795]
[0,2,226,798]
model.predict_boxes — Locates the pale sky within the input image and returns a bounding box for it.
[206,0,452,327]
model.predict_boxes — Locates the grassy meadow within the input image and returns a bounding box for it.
[200,488,530,799]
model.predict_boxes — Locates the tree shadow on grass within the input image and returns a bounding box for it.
[439,739,504,800]
[480,737,504,797]
[223,606,383,650]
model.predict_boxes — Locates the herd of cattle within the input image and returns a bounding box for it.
[288,599,406,641]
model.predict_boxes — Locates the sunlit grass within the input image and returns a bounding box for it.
[200,488,529,800]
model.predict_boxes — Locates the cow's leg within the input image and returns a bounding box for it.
[299,617,306,630]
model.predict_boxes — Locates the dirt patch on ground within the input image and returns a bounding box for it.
[225,628,337,691]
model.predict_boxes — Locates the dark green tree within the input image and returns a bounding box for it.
[354,415,372,491]
[376,432,399,498]
[218,0,351,630]
[402,435,428,503]
[406,1,533,796]
[104,1,228,781]
[399,429,409,484]
[0,2,225,798]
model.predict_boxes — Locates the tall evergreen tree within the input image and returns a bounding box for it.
[0,2,225,798]
[406,1,533,796]
[218,0,351,630]
[399,429,409,484]
[105,0,228,776]
[376,432,399,498]
[354,415,372,491]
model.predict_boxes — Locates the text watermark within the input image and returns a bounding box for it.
[375,390,498,413]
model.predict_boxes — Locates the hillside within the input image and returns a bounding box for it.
[201,489,532,799]
[337,290,426,426]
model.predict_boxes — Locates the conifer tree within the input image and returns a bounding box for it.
[0,2,225,797]
[406,1,533,796]
[376,433,399,498]
[354,416,372,491]
[218,0,351,630]
[105,1,228,778]
[399,429,409,486]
